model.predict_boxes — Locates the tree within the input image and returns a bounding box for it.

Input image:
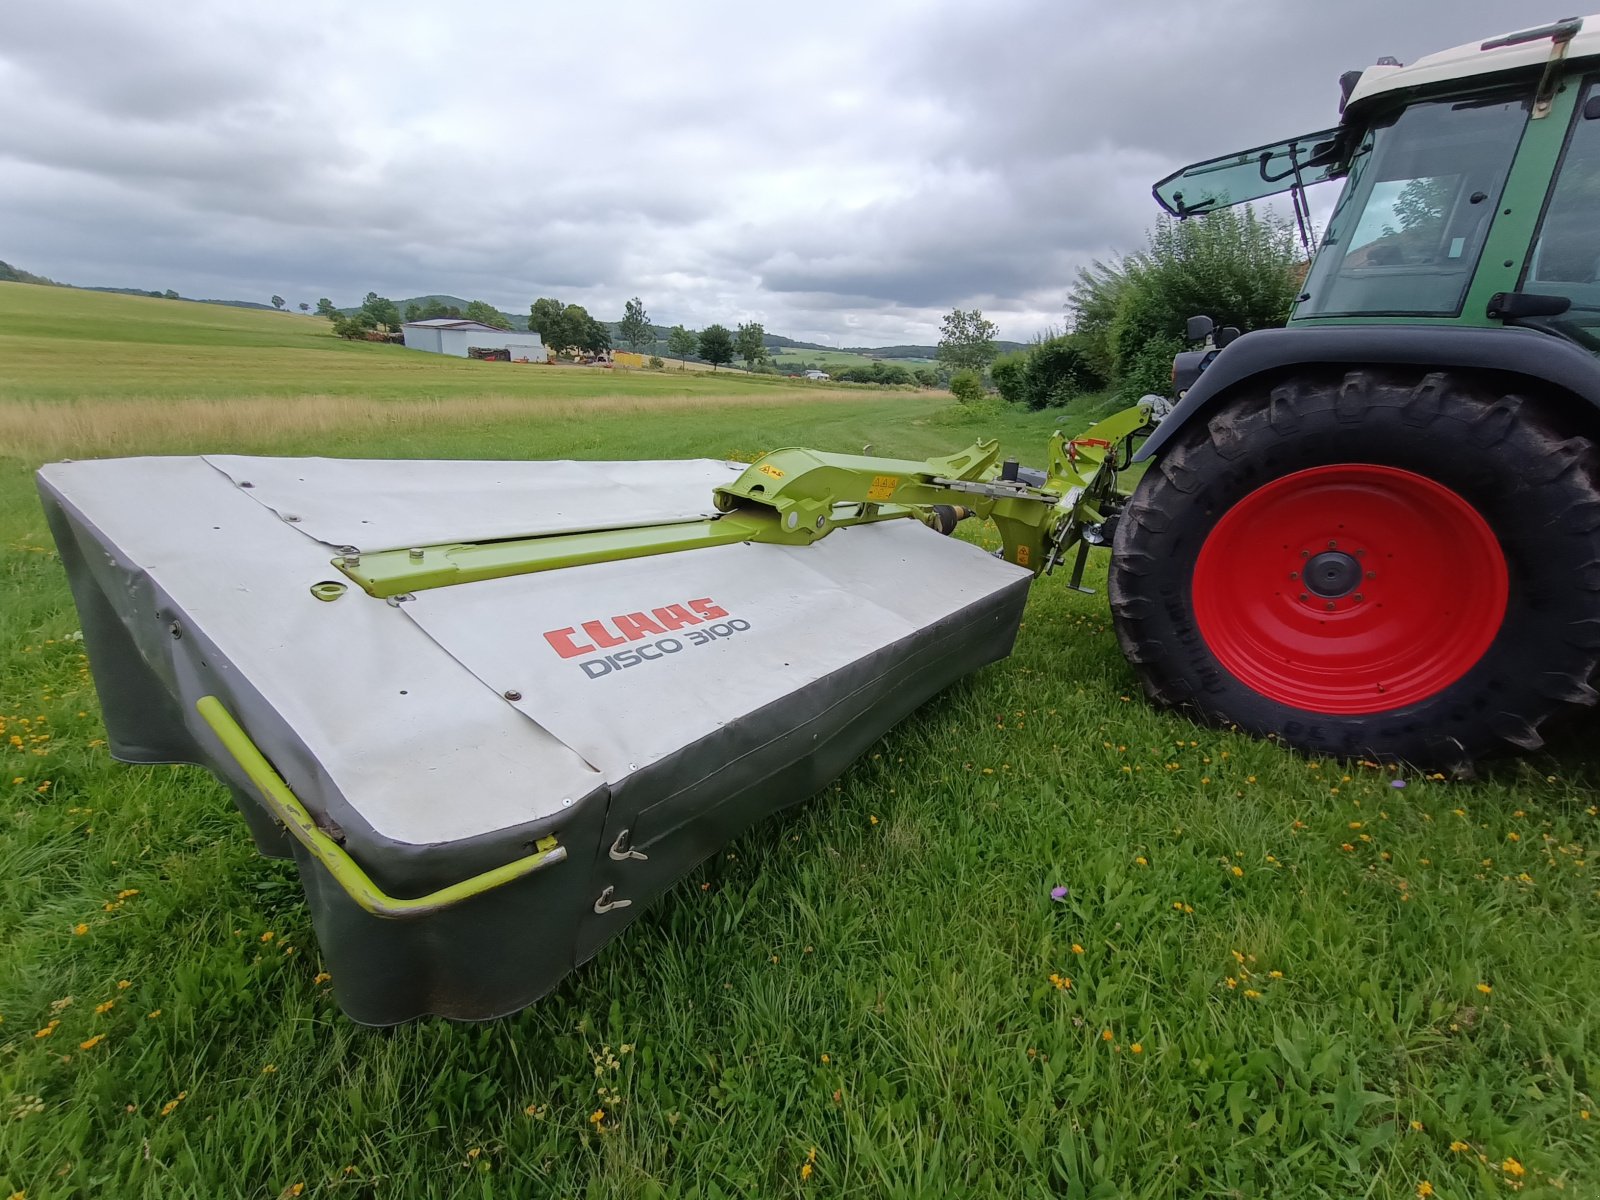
[315,297,337,318]
[529,297,571,355]
[936,309,1000,373]
[697,324,734,370]
[162,289,180,300]
[404,302,422,322]
[667,324,696,369]
[298,301,310,313]
[331,311,376,340]
[991,334,1106,411]
[1073,208,1298,400]
[359,291,402,331]
[270,295,285,310]
[735,321,767,369]
[464,300,510,329]
[576,310,611,355]
[618,297,652,351]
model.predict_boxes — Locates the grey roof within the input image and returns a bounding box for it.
[401,319,506,331]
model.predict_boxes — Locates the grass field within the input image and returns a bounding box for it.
[2,284,1599,1199]
[769,348,938,372]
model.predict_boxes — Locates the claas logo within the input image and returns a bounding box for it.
[543,598,729,659]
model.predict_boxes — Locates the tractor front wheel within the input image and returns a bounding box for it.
[1109,370,1600,769]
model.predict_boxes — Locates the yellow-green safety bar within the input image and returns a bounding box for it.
[195,696,567,919]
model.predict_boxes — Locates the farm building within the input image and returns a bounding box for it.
[400,318,548,361]
[803,369,831,381]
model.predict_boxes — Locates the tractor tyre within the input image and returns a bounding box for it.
[1108,369,1600,770]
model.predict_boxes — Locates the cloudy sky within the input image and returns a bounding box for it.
[1,0,1527,345]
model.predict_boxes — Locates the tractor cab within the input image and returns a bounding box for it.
[1154,15,1600,350]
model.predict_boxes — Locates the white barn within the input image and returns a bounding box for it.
[401,318,548,361]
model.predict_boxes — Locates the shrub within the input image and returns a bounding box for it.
[648,356,664,369]
[949,369,986,404]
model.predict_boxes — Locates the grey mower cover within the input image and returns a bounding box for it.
[38,455,1031,1024]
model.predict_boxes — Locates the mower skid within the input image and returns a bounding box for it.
[38,455,1029,1023]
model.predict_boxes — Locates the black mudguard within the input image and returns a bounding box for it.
[1134,323,1600,462]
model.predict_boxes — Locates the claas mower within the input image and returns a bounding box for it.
[39,14,1600,1021]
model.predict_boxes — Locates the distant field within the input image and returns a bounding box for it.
[2,281,1597,1198]
[0,284,807,406]
[770,347,938,371]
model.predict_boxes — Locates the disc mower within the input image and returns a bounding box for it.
[38,14,1600,1021]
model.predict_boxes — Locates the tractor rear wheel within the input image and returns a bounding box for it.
[1108,369,1600,769]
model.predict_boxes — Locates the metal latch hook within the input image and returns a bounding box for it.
[608,830,649,862]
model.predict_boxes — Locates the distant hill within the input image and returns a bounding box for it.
[89,286,278,311]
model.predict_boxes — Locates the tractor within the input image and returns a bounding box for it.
[1114,13,1600,770]
[37,13,1600,1022]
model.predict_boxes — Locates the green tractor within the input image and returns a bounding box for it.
[1110,14,1600,770]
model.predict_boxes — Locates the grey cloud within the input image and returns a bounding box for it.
[0,0,1549,345]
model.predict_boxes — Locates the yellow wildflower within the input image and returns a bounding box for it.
[260,931,275,943]
[589,1109,606,1125]
[1449,1141,1470,1152]
[1071,943,1084,955]
[1410,1120,1424,1132]
[116,980,131,990]
[868,815,878,826]
[73,923,88,936]
[1582,1110,1591,1121]
[116,889,139,900]
[1477,983,1493,995]
[1243,989,1261,999]
[1230,866,1244,877]
[1101,1029,1113,1042]
[94,1000,114,1015]
[1134,856,1147,866]
[1502,1157,1525,1177]
[313,972,332,985]
[1268,970,1284,979]
[821,1053,830,1064]
[78,1034,104,1050]
[800,1163,813,1181]
[147,1009,161,1019]
[1130,1043,1143,1054]
[1047,973,1071,991]
[159,1091,187,1117]
[1417,1183,1434,1198]
[34,1020,59,1038]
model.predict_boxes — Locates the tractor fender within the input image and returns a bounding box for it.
[1132,323,1600,462]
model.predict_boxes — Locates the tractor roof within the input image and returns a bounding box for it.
[1346,14,1600,114]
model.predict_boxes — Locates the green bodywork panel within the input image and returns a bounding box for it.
[337,402,1157,599]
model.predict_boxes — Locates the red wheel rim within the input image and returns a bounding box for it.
[1192,464,1507,714]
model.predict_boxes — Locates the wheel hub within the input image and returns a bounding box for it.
[1304,549,1361,598]
[1191,464,1508,714]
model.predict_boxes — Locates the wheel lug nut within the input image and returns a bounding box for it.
[1325,601,1336,611]
[1301,550,1310,558]
[1353,593,1364,602]
[1289,571,1299,580]
[1366,570,1376,579]
[1327,540,1338,549]
[1299,593,1309,602]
